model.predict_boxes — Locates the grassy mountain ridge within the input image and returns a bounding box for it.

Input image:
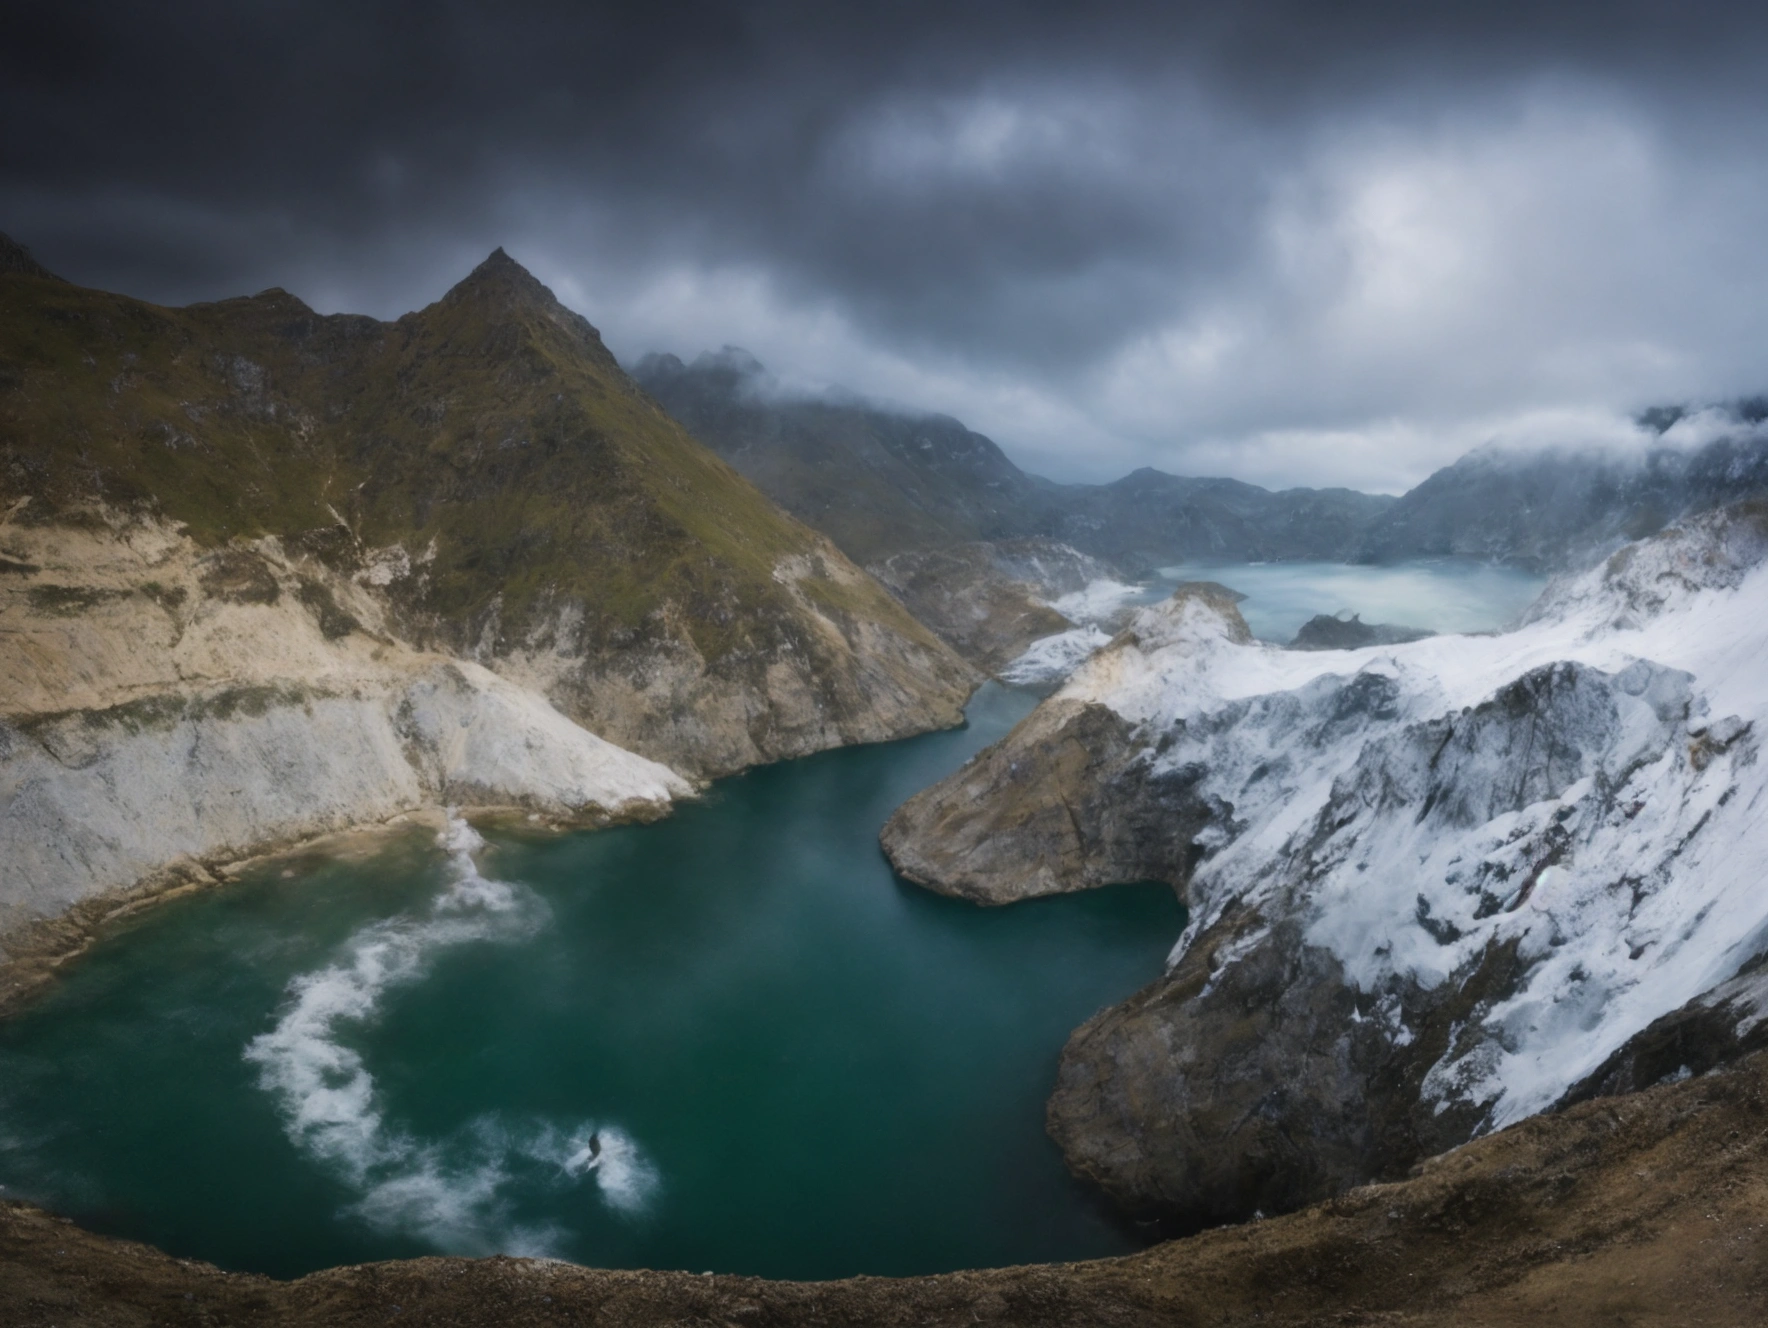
[0,240,972,775]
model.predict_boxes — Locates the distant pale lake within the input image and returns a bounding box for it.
[1146,559,1548,642]
[0,684,1182,1281]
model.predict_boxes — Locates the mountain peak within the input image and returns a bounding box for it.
[0,231,62,281]
[693,345,769,379]
[441,246,560,315]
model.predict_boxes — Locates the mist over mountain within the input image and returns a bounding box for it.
[633,347,1048,564]
[636,348,1398,572]
[1357,402,1768,571]
[638,345,1768,577]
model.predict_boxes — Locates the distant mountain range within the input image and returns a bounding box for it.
[632,348,1047,564]
[636,348,1768,576]
[1359,415,1768,570]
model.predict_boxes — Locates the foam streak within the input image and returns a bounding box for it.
[244,815,657,1254]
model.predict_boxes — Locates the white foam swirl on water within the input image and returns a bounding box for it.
[562,1124,658,1214]
[244,815,658,1254]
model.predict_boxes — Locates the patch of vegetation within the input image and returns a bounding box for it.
[197,550,280,605]
[296,576,359,639]
[26,583,127,615]
[193,683,317,722]
[17,692,188,738]
[138,580,188,610]
[17,683,326,740]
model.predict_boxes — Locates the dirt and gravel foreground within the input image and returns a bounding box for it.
[5,1053,1767,1326]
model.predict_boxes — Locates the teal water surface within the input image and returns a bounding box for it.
[1146,559,1546,642]
[0,684,1184,1280]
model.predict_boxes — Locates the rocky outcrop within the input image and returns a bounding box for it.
[882,584,1251,901]
[494,546,975,777]
[887,505,1768,1230]
[1289,612,1433,650]
[881,698,1202,903]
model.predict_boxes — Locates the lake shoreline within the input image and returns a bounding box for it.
[0,681,1184,1280]
[0,797,683,1022]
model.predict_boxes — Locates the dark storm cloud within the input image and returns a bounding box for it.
[8,1,1768,488]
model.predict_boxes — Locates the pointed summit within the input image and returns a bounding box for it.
[0,231,62,281]
[414,245,623,380]
[441,245,561,315]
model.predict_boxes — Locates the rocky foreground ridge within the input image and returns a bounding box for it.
[8,1046,1768,1325]
[885,502,1768,1230]
[0,238,974,993]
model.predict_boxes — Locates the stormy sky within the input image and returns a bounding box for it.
[7,1,1768,491]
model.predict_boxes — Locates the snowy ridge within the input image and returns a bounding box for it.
[999,577,1146,685]
[1062,505,1768,1131]
[998,625,1111,685]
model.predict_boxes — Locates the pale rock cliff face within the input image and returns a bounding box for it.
[0,513,688,988]
[496,544,973,776]
[883,503,1768,1230]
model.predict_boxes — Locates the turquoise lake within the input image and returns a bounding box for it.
[0,683,1185,1281]
[1148,558,1546,642]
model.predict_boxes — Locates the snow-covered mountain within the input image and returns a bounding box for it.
[883,501,1768,1228]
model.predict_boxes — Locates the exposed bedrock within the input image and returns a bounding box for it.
[1289,612,1434,650]
[879,697,1214,903]
[866,539,1103,673]
[1055,656,1701,1228]
[0,518,695,1007]
[885,512,1768,1232]
[880,582,1252,903]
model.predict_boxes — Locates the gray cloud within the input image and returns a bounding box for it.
[8,1,1768,490]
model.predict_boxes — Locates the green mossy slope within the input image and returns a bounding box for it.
[0,244,972,774]
[0,248,941,661]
